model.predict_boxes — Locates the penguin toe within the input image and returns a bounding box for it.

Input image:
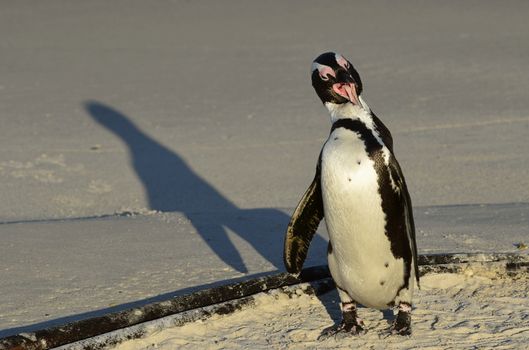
[389,325,412,336]
[317,324,340,340]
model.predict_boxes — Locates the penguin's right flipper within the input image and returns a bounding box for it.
[283,164,324,274]
[371,111,394,152]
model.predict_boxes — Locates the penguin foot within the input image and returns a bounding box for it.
[389,303,412,336]
[318,318,366,340]
[318,300,367,340]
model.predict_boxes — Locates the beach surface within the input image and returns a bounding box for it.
[1,1,528,347]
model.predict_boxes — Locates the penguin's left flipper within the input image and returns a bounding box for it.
[283,159,324,274]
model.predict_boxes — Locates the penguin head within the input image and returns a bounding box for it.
[311,52,363,107]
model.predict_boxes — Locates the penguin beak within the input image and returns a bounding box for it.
[333,82,361,107]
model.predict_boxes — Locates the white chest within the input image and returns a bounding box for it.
[321,127,384,238]
[321,128,404,308]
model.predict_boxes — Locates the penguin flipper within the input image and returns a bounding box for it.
[283,168,324,274]
[388,157,420,287]
[404,186,420,287]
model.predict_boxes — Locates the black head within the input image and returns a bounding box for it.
[311,52,363,106]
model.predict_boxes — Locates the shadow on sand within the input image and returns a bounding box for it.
[84,101,327,274]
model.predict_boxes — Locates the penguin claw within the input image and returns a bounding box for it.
[390,326,411,336]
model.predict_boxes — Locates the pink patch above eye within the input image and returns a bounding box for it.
[313,63,336,81]
[335,54,349,70]
[319,66,335,80]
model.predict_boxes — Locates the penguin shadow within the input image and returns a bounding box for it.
[84,101,327,274]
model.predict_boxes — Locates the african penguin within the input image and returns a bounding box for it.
[283,52,419,337]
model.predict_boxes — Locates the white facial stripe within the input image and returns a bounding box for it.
[335,53,349,70]
[312,62,336,81]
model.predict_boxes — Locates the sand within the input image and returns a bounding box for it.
[1,0,529,344]
[114,268,529,349]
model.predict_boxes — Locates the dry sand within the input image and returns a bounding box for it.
[1,0,529,342]
[114,269,529,349]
